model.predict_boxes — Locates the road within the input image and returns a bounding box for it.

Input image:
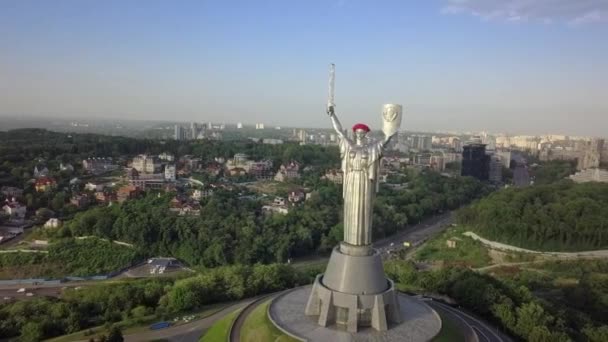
[427,300,511,342]
[0,286,63,301]
[229,293,277,342]
[122,299,254,342]
[373,211,453,253]
[464,231,608,258]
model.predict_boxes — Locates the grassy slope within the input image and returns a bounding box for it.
[415,226,491,268]
[239,300,297,342]
[199,309,241,342]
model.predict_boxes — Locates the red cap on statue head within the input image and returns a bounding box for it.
[352,123,370,132]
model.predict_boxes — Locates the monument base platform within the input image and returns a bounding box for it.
[304,245,401,332]
[270,286,442,342]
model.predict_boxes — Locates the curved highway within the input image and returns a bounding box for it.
[427,300,512,342]
[229,293,278,342]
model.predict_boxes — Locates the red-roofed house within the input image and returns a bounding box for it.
[35,177,57,192]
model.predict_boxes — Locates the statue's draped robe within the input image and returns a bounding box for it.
[339,137,384,246]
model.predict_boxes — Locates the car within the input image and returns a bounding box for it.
[3,296,11,300]
[25,293,34,297]
[402,241,411,247]
[16,288,26,293]
[389,242,395,247]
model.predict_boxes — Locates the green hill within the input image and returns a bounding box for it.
[457,181,608,252]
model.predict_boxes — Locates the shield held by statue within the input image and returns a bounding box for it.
[382,104,403,138]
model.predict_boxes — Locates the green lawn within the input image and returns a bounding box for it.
[415,226,491,268]
[239,300,297,342]
[199,309,241,342]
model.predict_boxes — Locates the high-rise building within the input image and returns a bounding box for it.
[190,122,198,140]
[409,135,431,150]
[298,129,307,144]
[488,155,502,183]
[462,143,489,181]
[495,150,512,168]
[174,125,184,140]
[452,138,462,152]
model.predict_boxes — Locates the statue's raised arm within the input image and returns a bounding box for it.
[327,106,347,141]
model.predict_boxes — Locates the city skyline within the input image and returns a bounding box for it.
[1,0,607,135]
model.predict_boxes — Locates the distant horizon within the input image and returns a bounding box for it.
[0,113,604,139]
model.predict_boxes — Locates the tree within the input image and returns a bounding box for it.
[584,325,608,342]
[20,322,44,342]
[514,302,551,339]
[107,325,124,342]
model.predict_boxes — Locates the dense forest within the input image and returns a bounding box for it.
[37,170,488,268]
[457,181,608,251]
[0,263,311,341]
[0,238,140,279]
[530,160,577,185]
[386,260,608,342]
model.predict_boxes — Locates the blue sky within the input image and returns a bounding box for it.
[1,0,607,135]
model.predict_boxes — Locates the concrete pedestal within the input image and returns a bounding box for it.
[272,286,442,342]
[305,245,402,332]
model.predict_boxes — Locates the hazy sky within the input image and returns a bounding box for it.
[1,0,608,136]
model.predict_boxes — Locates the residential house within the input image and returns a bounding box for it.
[44,218,61,228]
[127,168,166,190]
[248,160,273,180]
[70,194,89,208]
[117,185,140,203]
[205,163,222,177]
[1,186,23,198]
[60,163,74,172]
[288,190,306,204]
[273,197,286,206]
[2,199,26,221]
[228,167,247,177]
[34,165,49,178]
[262,204,289,215]
[158,152,175,162]
[274,162,301,182]
[95,190,117,204]
[191,189,213,200]
[35,177,57,192]
[132,154,160,174]
[323,169,343,184]
[85,182,106,192]
[169,196,201,216]
[164,164,176,182]
[82,158,117,175]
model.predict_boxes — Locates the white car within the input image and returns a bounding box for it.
[25,293,34,297]
[16,288,26,293]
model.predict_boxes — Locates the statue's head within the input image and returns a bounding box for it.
[352,123,370,142]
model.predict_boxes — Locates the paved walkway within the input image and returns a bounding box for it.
[464,232,608,258]
[269,286,442,342]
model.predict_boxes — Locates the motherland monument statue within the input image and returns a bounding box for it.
[304,64,404,332]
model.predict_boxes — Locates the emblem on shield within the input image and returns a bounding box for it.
[382,104,403,137]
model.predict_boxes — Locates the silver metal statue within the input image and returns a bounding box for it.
[326,65,402,246]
